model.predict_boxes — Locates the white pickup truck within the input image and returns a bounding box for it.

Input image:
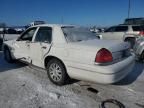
[3,24,135,85]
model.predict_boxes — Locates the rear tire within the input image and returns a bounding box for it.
[4,47,14,63]
[46,58,69,85]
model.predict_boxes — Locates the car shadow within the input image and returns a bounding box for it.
[115,61,144,85]
[0,52,27,72]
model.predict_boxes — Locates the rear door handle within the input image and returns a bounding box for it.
[42,46,47,49]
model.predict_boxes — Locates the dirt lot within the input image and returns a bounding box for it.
[0,51,144,108]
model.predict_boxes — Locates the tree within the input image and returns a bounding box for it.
[0,23,7,34]
[0,22,6,28]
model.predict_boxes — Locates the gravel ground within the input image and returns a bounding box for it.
[0,51,144,108]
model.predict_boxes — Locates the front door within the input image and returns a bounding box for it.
[30,27,52,67]
[13,27,37,62]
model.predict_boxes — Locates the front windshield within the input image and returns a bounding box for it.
[62,27,98,42]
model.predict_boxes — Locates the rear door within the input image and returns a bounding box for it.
[30,27,52,67]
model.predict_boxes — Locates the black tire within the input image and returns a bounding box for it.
[4,47,14,63]
[46,58,69,85]
[140,51,144,62]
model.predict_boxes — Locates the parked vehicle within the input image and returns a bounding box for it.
[99,24,144,47]
[134,37,144,61]
[3,24,135,85]
[29,21,46,26]
[6,28,17,34]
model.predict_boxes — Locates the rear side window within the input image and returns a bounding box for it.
[132,26,141,31]
[35,27,52,43]
[115,26,128,32]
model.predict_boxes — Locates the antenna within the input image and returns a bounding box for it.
[128,0,131,18]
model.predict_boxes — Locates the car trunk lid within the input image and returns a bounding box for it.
[68,39,131,63]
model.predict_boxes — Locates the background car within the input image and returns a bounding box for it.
[99,24,144,47]
[29,21,46,27]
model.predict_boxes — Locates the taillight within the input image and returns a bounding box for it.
[95,48,113,63]
[139,31,144,36]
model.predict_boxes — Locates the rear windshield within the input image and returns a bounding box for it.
[132,26,144,31]
[62,27,98,42]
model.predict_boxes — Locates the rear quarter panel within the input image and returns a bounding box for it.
[47,44,98,66]
[64,44,99,65]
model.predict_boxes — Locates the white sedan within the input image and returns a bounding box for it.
[3,24,135,85]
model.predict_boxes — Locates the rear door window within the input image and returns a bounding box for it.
[35,27,52,43]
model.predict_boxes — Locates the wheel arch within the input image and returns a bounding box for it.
[44,55,67,72]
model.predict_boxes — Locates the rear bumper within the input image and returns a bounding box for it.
[67,54,135,84]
